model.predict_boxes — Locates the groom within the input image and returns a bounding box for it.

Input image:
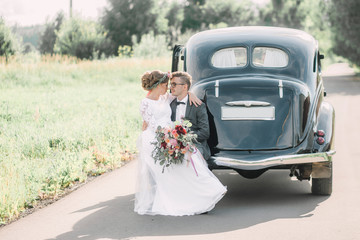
[170,71,211,160]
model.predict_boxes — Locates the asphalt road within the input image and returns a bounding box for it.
[1,64,359,240]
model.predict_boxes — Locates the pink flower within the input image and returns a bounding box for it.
[163,127,171,134]
[169,139,178,146]
[171,130,179,138]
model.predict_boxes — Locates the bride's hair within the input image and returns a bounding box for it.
[141,70,168,90]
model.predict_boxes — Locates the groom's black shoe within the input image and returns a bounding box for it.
[200,211,209,215]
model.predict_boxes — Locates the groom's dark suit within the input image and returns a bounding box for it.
[170,96,211,160]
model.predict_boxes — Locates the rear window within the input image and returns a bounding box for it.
[211,47,247,68]
[252,47,288,68]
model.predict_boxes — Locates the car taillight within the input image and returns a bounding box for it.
[315,130,325,145]
[316,130,325,137]
[316,137,325,145]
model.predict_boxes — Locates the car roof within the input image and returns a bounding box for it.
[185,26,318,83]
[187,26,316,50]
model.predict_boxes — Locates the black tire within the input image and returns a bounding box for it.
[311,162,333,195]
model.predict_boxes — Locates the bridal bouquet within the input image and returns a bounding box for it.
[152,120,197,172]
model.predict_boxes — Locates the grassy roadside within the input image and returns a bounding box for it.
[0,55,170,225]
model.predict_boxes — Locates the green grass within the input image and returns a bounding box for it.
[0,55,171,224]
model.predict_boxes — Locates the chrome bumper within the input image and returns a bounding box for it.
[211,150,336,170]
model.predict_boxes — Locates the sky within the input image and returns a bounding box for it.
[0,0,269,27]
[0,0,109,26]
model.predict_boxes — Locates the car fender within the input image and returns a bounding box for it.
[315,101,335,152]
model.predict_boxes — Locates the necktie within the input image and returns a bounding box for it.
[176,101,185,105]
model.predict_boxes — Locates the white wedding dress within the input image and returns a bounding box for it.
[134,93,227,216]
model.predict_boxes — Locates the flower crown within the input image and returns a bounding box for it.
[147,71,171,90]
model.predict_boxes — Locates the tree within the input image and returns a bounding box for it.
[165,1,184,46]
[328,0,360,66]
[39,12,65,55]
[258,0,306,29]
[182,0,206,32]
[181,0,255,32]
[101,0,160,54]
[0,18,20,62]
[54,17,112,59]
[203,0,255,27]
[300,0,332,57]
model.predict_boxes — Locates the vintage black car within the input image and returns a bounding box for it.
[172,26,335,195]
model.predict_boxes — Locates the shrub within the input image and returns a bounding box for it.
[132,32,170,58]
[22,42,36,54]
[118,45,133,58]
[54,17,112,59]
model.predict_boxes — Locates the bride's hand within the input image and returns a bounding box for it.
[142,121,148,131]
[188,92,202,107]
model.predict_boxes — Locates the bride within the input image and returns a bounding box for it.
[135,70,226,216]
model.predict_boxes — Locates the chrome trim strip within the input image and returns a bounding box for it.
[278,80,283,98]
[212,150,336,170]
[215,80,219,98]
[225,100,271,107]
[221,117,275,121]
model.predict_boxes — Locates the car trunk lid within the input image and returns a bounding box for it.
[205,77,294,151]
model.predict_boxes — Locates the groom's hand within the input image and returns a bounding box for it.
[188,92,202,107]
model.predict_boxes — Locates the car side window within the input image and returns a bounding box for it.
[313,51,317,73]
[211,47,247,68]
[179,48,186,71]
[318,51,323,73]
[253,47,288,68]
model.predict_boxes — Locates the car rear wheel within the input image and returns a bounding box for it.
[311,162,333,195]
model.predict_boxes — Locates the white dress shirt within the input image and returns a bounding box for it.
[176,95,188,122]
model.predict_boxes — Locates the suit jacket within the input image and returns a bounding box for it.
[170,97,211,160]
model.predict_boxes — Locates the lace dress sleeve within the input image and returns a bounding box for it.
[139,99,157,131]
